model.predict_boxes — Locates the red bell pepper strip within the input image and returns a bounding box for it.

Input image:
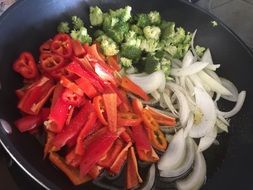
[145,106,176,126]
[62,88,83,106]
[117,89,131,112]
[44,131,55,159]
[72,39,86,57]
[66,61,105,92]
[39,53,65,73]
[79,129,118,176]
[74,57,93,71]
[65,106,75,126]
[13,52,39,79]
[103,93,117,132]
[131,125,151,151]
[120,76,150,101]
[52,101,94,150]
[126,147,143,190]
[131,98,143,116]
[107,55,121,71]
[93,95,108,125]
[14,108,49,133]
[137,147,159,163]
[103,83,122,106]
[60,76,84,96]
[51,33,72,58]
[75,77,98,98]
[98,139,124,168]
[65,149,82,168]
[120,130,132,143]
[88,165,103,179]
[18,77,55,115]
[40,39,52,54]
[110,142,132,175]
[75,112,97,155]
[84,43,106,64]
[93,62,117,86]
[49,152,91,185]
[117,112,142,127]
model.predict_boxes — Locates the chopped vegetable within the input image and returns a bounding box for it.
[57,22,70,33]
[89,6,104,26]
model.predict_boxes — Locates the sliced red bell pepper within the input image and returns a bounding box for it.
[137,147,159,163]
[107,55,121,71]
[110,142,132,175]
[40,39,52,54]
[75,112,97,155]
[44,131,55,159]
[142,109,168,152]
[117,112,142,127]
[14,108,49,133]
[88,165,103,179]
[145,106,176,126]
[98,139,124,168]
[84,43,106,64]
[93,62,117,86]
[13,52,39,79]
[66,61,104,92]
[131,98,143,116]
[65,149,82,168]
[52,101,94,150]
[93,95,108,125]
[62,88,83,106]
[51,33,72,58]
[18,77,55,115]
[74,57,93,71]
[79,129,118,176]
[131,125,151,151]
[120,130,132,143]
[49,152,91,185]
[65,106,75,126]
[117,89,131,112]
[120,76,150,101]
[75,77,98,98]
[39,53,65,73]
[103,83,122,106]
[103,93,117,132]
[72,39,86,57]
[60,76,84,96]
[126,147,143,190]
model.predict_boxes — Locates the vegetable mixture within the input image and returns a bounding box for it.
[13,6,246,190]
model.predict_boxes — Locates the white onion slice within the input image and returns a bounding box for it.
[160,137,195,178]
[182,51,194,67]
[161,91,179,116]
[216,118,228,133]
[201,48,213,65]
[128,71,165,93]
[189,87,217,138]
[220,77,239,102]
[183,113,194,138]
[206,64,220,71]
[158,129,186,171]
[190,30,199,61]
[197,126,217,152]
[176,147,206,190]
[150,90,160,101]
[189,74,204,89]
[140,164,155,190]
[198,71,232,96]
[170,62,209,77]
[218,91,246,118]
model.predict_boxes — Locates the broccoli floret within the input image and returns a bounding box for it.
[130,24,143,35]
[140,39,159,53]
[123,31,142,48]
[109,6,132,22]
[103,13,119,32]
[195,45,206,57]
[97,35,119,56]
[163,45,177,57]
[143,54,160,74]
[120,44,142,61]
[89,6,103,26]
[120,57,133,68]
[148,11,161,25]
[143,26,161,40]
[171,27,186,44]
[94,30,105,38]
[57,22,70,33]
[72,16,84,30]
[135,13,151,28]
[160,21,175,41]
[107,22,129,43]
[70,27,92,44]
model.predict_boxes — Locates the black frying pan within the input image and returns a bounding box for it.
[0,0,253,189]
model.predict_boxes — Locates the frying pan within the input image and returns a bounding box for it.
[0,0,253,189]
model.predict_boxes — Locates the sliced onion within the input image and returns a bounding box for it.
[190,30,199,61]
[189,74,204,89]
[189,87,217,138]
[197,126,217,152]
[150,90,160,101]
[201,48,213,65]
[160,137,195,178]
[206,64,220,71]
[182,50,194,67]
[128,71,165,93]
[176,147,206,190]
[216,118,228,133]
[218,91,246,118]
[161,91,179,116]
[183,113,194,138]
[170,62,209,77]
[140,164,155,190]
[220,77,239,102]
[198,71,232,96]
[158,129,186,171]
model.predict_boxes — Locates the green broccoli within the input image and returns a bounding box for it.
[135,13,151,28]
[120,44,142,61]
[103,13,119,32]
[72,16,84,30]
[195,45,206,57]
[120,57,133,68]
[130,24,143,35]
[57,22,70,33]
[107,22,129,43]
[123,31,142,47]
[70,27,92,44]
[171,27,186,44]
[89,6,103,26]
[148,11,161,25]
[140,39,159,53]
[143,26,161,40]
[94,30,105,38]
[160,21,175,41]
[109,6,132,22]
[96,35,119,56]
